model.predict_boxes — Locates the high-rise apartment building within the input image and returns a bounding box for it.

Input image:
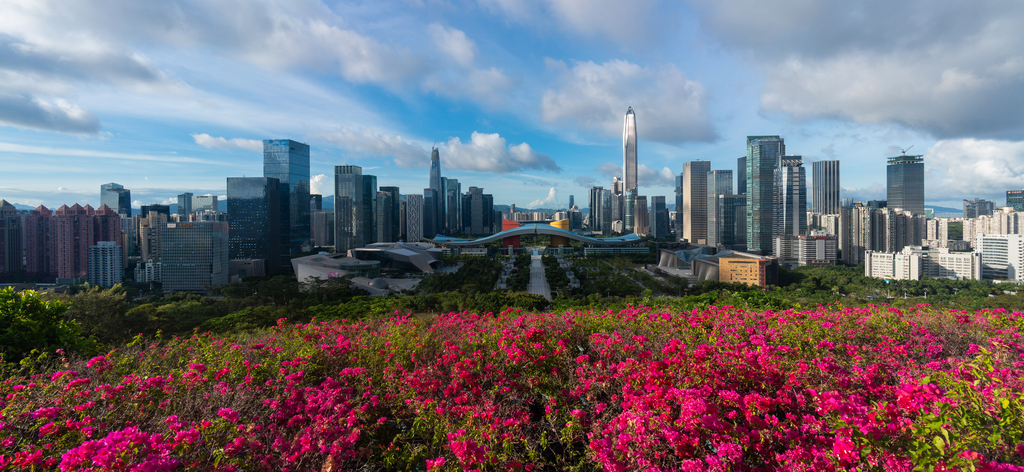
[812,160,840,215]
[101,183,131,216]
[334,165,363,252]
[623,107,637,194]
[24,206,55,279]
[52,204,121,279]
[162,221,229,292]
[0,200,21,277]
[88,241,122,287]
[227,177,281,272]
[682,161,711,244]
[746,136,785,253]
[774,156,807,239]
[264,139,311,254]
[964,198,995,219]
[887,154,925,214]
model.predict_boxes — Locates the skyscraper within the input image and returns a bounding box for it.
[429,147,444,235]
[588,186,604,231]
[53,203,121,279]
[1008,190,1024,211]
[101,183,131,216]
[634,195,648,234]
[162,221,229,293]
[88,241,122,287]
[423,188,438,239]
[887,154,925,214]
[674,174,684,240]
[334,165,363,252]
[964,198,995,219]
[812,160,841,215]
[682,160,711,244]
[706,170,733,247]
[445,179,461,236]
[177,192,193,216]
[746,135,785,254]
[264,139,311,254]
[362,174,377,244]
[737,157,747,195]
[193,195,218,212]
[774,156,807,239]
[405,194,423,242]
[650,196,669,239]
[24,205,55,279]
[379,186,401,243]
[227,177,281,272]
[623,107,637,194]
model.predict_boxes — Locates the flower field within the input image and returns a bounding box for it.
[3,304,1024,471]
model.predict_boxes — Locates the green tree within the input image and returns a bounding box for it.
[0,288,94,363]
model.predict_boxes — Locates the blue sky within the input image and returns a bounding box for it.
[3,0,1024,211]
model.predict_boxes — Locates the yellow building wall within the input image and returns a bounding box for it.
[719,257,767,287]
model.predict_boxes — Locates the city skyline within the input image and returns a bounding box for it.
[2,2,1024,210]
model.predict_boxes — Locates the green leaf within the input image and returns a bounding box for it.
[933,436,946,454]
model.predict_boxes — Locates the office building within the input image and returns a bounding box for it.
[568,195,574,209]
[362,174,377,244]
[445,180,461,237]
[706,170,733,246]
[378,186,401,243]
[746,136,785,254]
[681,161,712,244]
[964,198,995,219]
[162,221,229,292]
[193,195,218,212]
[376,191,395,244]
[623,107,638,194]
[737,157,747,195]
[975,233,1024,280]
[177,192,193,216]
[405,194,423,242]
[650,196,669,239]
[774,156,807,239]
[711,194,746,248]
[624,193,636,233]
[227,177,281,272]
[461,187,494,235]
[1007,190,1024,211]
[140,204,170,218]
[812,160,840,215]
[101,183,131,216]
[139,212,168,280]
[310,210,334,248]
[264,139,310,254]
[310,194,322,212]
[423,188,439,239]
[0,200,21,277]
[429,147,445,235]
[887,154,925,214]
[334,166,363,252]
[674,174,684,240]
[588,186,604,231]
[88,241,122,287]
[634,195,648,234]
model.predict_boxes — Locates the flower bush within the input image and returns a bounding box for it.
[2,304,1024,470]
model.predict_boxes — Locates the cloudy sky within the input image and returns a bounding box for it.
[3,0,1024,210]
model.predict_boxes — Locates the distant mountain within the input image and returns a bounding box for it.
[9,203,37,211]
[928,205,962,216]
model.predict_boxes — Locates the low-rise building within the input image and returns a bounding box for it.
[865,246,981,281]
[773,235,837,268]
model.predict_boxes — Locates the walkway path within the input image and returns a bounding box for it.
[526,253,552,301]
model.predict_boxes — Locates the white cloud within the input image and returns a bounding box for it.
[0,141,222,165]
[191,133,262,152]
[422,66,514,107]
[541,59,716,143]
[314,128,428,169]
[925,138,1024,201]
[528,187,559,208]
[595,162,676,187]
[440,131,560,173]
[0,94,100,134]
[477,0,664,43]
[573,175,597,188]
[310,174,328,196]
[692,0,1024,139]
[428,23,477,67]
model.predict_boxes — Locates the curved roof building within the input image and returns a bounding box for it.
[428,222,648,247]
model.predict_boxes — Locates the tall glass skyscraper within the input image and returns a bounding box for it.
[162,221,229,292]
[177,192,193,216]
[100,183,131,216]
[682,160,711,244]
[774,156,807,239]
[811,160,840,215]
[707,170,733,247]
[746,136,785,254]
[623,107,638,194]
[445,179,461,236]
[378,186,401,243]
[886,155,925,215]
[334,165,363,252]
[227,177,281,272]
[263,139,310,254]
[362,174,377,244]
[429,147,444,234]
